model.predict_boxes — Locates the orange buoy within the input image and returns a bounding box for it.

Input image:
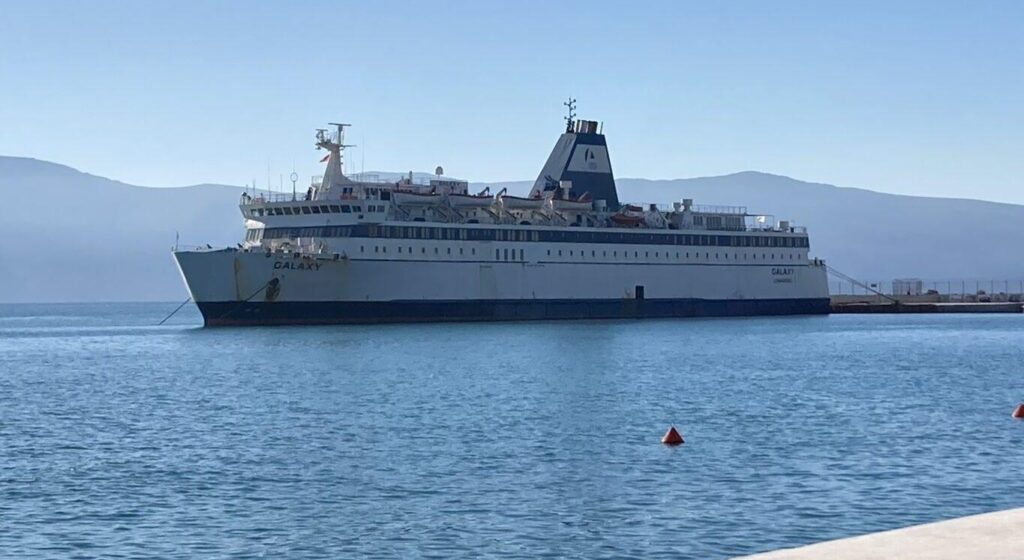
[1012,404,1024,419]
[661,426,684,445]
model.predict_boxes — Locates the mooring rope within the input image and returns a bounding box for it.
[214,278,278,321]
[824,263,899,304]
[157,297,193,326]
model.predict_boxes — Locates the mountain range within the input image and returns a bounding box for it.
[1,156,1021,302]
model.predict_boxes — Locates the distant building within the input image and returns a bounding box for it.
[893,278,923,296]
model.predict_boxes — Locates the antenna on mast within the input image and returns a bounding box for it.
[563,97,577,132]
[326,122,356,174]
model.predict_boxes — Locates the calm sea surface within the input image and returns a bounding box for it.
[2,303,1023,559]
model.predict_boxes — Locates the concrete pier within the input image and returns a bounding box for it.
[832,301,1023,313]
[737,508,1024,559]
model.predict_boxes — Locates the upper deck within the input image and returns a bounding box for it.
[239,188,805,237]
[237,116,809,243]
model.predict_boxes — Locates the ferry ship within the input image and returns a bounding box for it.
[173,107,830,326]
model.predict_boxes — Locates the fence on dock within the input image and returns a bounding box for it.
[830,279,1024,303]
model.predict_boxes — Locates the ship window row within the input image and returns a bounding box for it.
[543,248,798,261]
[350,245,800,263]
[365,245,477,257]
[257,225,809,248]
[249,204,387,217]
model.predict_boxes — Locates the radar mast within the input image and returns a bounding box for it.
[315,122,356,188]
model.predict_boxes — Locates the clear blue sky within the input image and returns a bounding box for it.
[2,1,1022,202]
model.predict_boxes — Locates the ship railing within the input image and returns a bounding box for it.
[744,224,807,234]
[618,202,750,215]
[174,243,228,252]
[693,204,748,215]
[620,202,674,212]
[244,192,309,204]
[348,173,381,183]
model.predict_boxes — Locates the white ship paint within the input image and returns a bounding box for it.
[174,105,830,326]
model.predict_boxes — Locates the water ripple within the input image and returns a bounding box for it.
[2,304,1023,558]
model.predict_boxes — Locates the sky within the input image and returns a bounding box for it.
[1,1,1022,202]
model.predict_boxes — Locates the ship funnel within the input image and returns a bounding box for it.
[529,118,620,210]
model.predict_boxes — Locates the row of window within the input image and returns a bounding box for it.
[344,243,798,262]
[350,244,799,263]
[541,248,796,261]
[255,225,809,248]
[249,204,387,217]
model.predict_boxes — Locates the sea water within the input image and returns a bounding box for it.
[2,303,1023,559]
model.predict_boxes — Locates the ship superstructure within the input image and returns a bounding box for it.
[174,106,829,325]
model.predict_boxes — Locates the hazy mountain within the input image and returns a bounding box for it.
[0,157,245,303]
[2,156,1022,302]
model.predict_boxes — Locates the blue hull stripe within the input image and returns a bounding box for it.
[195,298,831,326]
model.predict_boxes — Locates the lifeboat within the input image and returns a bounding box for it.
[392,190,442,206]
[448,193,495,208]
[610,214,644,227]
[499,195,545,210]
[552,192,593,212]
[610,204,645,227]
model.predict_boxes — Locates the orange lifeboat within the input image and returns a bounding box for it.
[611,204,645,227]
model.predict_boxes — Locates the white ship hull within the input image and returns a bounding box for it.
[176,116,832,326]
[174,234,830,326]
